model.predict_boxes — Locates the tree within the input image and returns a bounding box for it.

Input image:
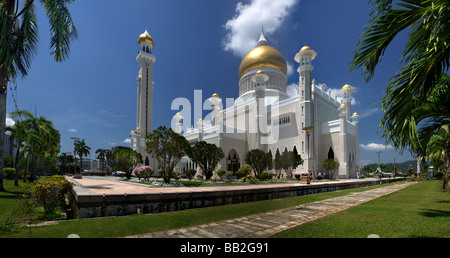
[187,141,224,180]
[274,151,303,179]
[75,139,90,172]
[349,0,450,156]
[145,126,190,183]
[95,148,108,172]
[6,119,28,186]
[111,148,142,180]
[421,125,450,191]
[8,110,60,181]
[0,0,78,191]
[244,149,272,178]
[322,159,340,179]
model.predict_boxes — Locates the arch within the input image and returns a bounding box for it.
[268,149,273,170]
[145,156,149,166]
[327,147,334,160]
[275,148,280,158]
[293,145,298,155]
[227,149,240,172]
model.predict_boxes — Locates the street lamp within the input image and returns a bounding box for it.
[70,137,80,178]
[302,127,313,184]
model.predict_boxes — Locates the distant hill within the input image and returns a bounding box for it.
[362,160,425,173]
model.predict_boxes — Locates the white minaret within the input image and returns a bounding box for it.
[295,46,317,174]
[134,29,156,165]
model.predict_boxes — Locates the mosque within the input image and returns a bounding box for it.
[130,28,360,179]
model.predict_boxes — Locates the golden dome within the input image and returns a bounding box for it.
[238,46,287,78]
[212,93,219,98]
[342,84,352,90]
[352,112,359,117]
[339,103,347,109]
[138,30,155,47]
[300,46,311,52]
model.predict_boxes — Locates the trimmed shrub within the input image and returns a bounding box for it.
[241,174,258,184]
[134,166,154,181]
[259,171,273,181]
[185,169,196,180]
[32,176,73,217]
[3,168,16,180]
[216,169,226,179]
[238,165,252,176]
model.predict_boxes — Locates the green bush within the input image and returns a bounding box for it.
[235,170,244,179]
[241,174,258,184]
[216,169,226,179]
[237,165,252,177]
[3,168,16,180]
[186,169,196,180]
[225,171,234,180]
[259,171,273,181]
[31,176,73,218]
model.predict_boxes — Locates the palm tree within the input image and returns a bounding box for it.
[349,0,450,153]
[0,0,78,191]
[6,119,28,186]
[8,110,60,181]
[95,148,108,172]
[58,152,68,175]
[75,139,90,172]
[421,125,450,191]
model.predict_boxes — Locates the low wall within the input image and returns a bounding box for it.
[71,178,403,219]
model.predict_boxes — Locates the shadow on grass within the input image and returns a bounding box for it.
[419,209,450,218]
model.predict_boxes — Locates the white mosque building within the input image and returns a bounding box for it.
[130,28,360,179]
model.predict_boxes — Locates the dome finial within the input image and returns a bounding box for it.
[257,24,268,47]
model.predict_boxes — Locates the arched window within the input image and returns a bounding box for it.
[328,147,334,160]
[268,150,273,170]
[227,149,240,172]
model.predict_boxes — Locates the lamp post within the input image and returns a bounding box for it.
[70,137,79,177]
[302,127,313,184]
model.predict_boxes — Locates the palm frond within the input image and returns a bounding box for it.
[41,0,78,62]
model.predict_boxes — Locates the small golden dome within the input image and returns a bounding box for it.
[339,103,346,109]
[138,30,155,47]
[352,112,359,117]
[212,93,219,98]
[300,46,311,52]
[342,84,352,90]
[239,46,287,78]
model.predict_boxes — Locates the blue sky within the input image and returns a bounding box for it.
[7,0,414,165]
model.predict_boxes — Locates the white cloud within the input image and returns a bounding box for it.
[223,0,298,57]
[68,129,78,133]
[286,83,298,97]
[359,107,380,119]
[6,117,15,127]
[123,138,131,144]
[360,143,394,151]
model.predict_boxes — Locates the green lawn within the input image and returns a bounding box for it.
[271,180,450,238]
[1,179,448,238]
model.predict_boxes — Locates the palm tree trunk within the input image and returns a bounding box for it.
[14,146,21,186]
[0,92,6,192]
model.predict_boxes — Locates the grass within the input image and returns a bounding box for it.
[1,179,398,238]
[1,179,447,238]
[270,180,450,238]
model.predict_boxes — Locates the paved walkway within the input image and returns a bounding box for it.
[125,182,412,238]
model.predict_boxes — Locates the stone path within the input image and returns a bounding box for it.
[125,182,412,238]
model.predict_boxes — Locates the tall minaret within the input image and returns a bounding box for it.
[294,46,317,173]
[135,29,156,160]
